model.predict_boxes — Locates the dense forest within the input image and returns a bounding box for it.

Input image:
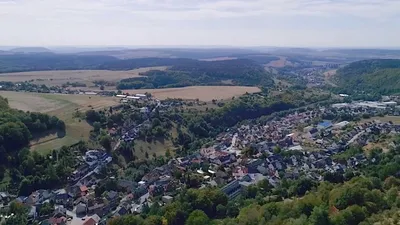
[0,52,279,74]
[0,54,116,73]
[117,59,274,89]
[335,59,400,95]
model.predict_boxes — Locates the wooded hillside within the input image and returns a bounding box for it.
[117,59,274,89]
[336,59,400,94]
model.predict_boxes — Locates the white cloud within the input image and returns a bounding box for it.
[0,0,399,46]
[1,0,399,19]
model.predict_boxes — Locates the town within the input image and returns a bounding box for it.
[2,93,400,225]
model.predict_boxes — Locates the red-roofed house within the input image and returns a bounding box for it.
[83,218,97,225]
[47,216,67,225]
[80,186,88,196]
[83,214,101,225]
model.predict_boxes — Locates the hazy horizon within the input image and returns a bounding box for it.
[1,0,400,48]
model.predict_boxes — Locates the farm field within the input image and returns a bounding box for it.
[0,67,167,88]
[266,56,292,68]
[361,116,400,125]
[123,86,261,101]
[371,116,400,125]
[0,91,120,153]
[200,57,237,61]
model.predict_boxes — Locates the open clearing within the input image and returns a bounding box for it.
[266,56,292,68]
[123,86,261,101]
[324,69,337,79]
[371,116,400,125]
[0,91,120,153]
[0,67,167,87]
[361,116,400,125]
[323,69,337,87]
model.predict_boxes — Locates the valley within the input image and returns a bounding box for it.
[1,48,400,225]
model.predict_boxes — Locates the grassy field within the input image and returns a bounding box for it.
[361,116,400,125]
[0,91,120,154]
[134,139,175,159]
[123,86,261,101]
[323,69,338,87]
[266,56,292,68]
[0,67,167,89]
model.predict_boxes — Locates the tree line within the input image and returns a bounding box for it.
[117,59,274,90]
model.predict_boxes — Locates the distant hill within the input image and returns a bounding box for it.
[336,59,400,94]
[75,48,261,60]
[9,47,52,53]
[117,58,274,89]
[0,54,117,73]
[0,54,274,89]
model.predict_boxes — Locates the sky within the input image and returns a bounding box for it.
[0,0,399,48]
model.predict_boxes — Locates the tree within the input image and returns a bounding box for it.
[185,210,209,225]
[93,122,101,132]
[56,120,66,131]
[39,202,54,216]
[216,204,227,218]
[296,178,315,196]
[273,146,281,154]
[9,202,27,215]
[165,149,171,158]
[107,215,144,225]
[226,202,239,217]
[340,205,366,225]
[243,146,256,158]
[6,202,28,225]
[164,203,187,225]
[86,110,102,122]
[5,216,28,225]
[309,206,330,225]
[100,135,112,152]
[144,215,163,225]
[18,179,32,196]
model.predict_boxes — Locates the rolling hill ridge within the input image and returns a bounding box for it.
[336,59,400,94]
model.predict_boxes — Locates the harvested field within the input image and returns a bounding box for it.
[123,86,261,101]
[0,91,120,153]
[200,57,237,61]
[266,56,292,68]
[0,67,167,87]
[369,116,400,125]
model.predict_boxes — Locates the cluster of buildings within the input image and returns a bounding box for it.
[3,99,400,224]
[0,150,113,225]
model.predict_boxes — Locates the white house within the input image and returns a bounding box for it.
[140,107,149,113]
